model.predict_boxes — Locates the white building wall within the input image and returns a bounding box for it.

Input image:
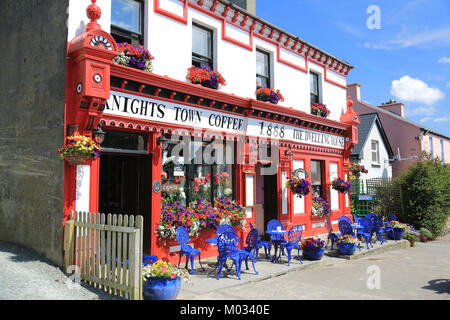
[68,0,348,119]
[359,124,392,179]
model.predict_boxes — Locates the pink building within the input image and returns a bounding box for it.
[348,83,450,177]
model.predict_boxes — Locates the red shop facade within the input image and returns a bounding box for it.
[63,9,360,264]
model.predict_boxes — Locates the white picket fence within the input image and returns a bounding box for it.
[63,211,144,300]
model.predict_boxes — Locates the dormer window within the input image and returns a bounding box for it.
[111,0,144,46]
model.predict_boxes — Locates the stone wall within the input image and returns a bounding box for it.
[0,0,69,266]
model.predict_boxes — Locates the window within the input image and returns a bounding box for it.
[111,0,144,46]
[229,0,247,10]
[310,72,320,104]
[441,140,445,163]
[192,23,213,69]
[429,137,434,159]
[162,137,235,205]
[371,140,380,165]
[311,160,324,198]
[256,49,271,88]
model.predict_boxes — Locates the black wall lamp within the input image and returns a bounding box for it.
[285,145,294,157]
[92,125,106,144]
[157,136,169,149]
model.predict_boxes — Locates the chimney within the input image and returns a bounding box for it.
[378,99,404,117]
[347,83,361,102]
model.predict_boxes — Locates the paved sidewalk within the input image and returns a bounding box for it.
[0,241,119,300]
[177,236,412,299]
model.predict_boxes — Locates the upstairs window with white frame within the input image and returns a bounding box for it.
[192,23,214,69]
[256,49,271,88]
[310,72,320,104]
[371,140,380,165]
[111,0,144,46]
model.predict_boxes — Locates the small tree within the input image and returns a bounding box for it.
[397,153,450,237]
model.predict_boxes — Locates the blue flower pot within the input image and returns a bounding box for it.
[337,243,356,255]
[388,228,405,240]
[302,247,324,260]
[143,277,181,300]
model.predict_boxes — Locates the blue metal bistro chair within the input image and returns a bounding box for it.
[278,225,304,266]
[239,227,259,275]
[267,219,285,261]
[338,220,364,251]
[326,218,341,250]
[216,232,242,280]
[249,222,271,261]
[176,226,205,275]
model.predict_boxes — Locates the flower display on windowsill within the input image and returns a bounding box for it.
[311,103,330,118]
[186,65,226,89]
[57,135,101,165]
[331,177,351,193]
[113,42,154,72]
[255,87,284,104]
[156,197,245,240]
[311,195,331,216]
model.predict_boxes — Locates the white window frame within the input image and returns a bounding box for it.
[371,140,380,165]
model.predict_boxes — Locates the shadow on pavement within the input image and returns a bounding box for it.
[422,279,450,294]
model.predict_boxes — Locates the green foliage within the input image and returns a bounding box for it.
[397,156,450,237]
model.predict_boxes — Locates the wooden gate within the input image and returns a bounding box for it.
[63,211,144,300]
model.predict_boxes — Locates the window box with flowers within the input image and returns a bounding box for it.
[57,135,101,165]
[186,66,226,89]
[311,196,331,217]
[311,103,330,118]
[255,87,284,104]
[113,42,154,72]
[156,197,246,241]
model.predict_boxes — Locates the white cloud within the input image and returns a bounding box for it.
[419,117,433,123]
[438,57,450,64]
[391,76,445,106]
[407,106,436,117]
[364,28,450,50]
[434,115,450,123]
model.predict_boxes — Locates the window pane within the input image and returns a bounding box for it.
[256,50,269,77]
[311,160,322,185]
[111,0,141,34]
[256,76,269,88]
[310,73,319,95]
[193,25,212,59]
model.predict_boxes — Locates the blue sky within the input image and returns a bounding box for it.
[256,0,450,136]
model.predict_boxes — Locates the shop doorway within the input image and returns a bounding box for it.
[98,153,152,254]
[254,164,279,239]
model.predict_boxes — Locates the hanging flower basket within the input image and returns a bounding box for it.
[349,162,368,179]
[312,196,331,216]
[331,177,351,193]
[64,153,91,166]
[57,135,101,166]
[285,176,310,198]
[255,87,284,104]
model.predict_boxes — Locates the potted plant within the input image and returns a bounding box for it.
[57,135,101,165]
[255,87,284,104]
[311,103,330,118]
[331,177,351,193]
[302,237,325,260]
[113,42,154,72]
[285,176,311,198]
[418,227,432,242]
[186,65,226,89]
[388,220,408,240]
[142,258,191,300]
[336,235,360,255]
[312,196,331,217]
